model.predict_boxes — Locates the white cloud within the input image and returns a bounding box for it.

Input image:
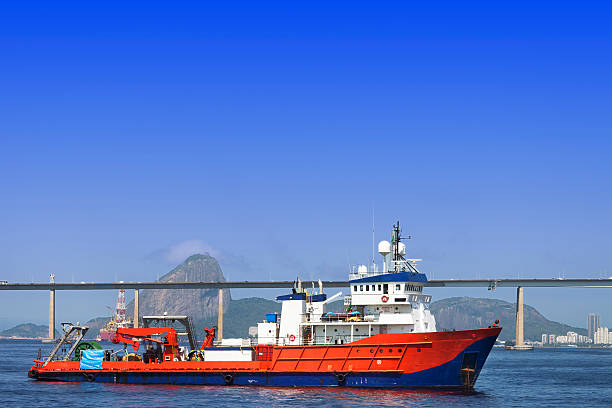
[163,240,220,264]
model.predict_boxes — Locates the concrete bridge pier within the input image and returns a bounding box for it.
[218,288,223,341]
[48,288,55,340]
[515,286,524,346]
[134,289,139,328]
[510,286,533,350]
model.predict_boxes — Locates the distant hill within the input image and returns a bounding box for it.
[83,317,112,339]
[431,297,587,341]
[0,323,58,339]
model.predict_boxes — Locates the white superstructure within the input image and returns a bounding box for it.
[257,222,437,346]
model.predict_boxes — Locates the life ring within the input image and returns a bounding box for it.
[224,373,234,385]
[289,334,296,342]
[335,373,346,385]
[381,295,389,303]
[84,373,95,382]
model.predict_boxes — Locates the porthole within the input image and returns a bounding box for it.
[389,348,393,353]
[398,349,402,353]
[380,349,384,353]
[370,349,374,353]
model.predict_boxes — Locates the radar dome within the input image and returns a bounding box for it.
[378,240,391,256]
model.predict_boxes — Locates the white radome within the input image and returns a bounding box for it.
[378,240,391,255]
[398,242,406,256]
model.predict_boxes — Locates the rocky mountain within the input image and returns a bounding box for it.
[0,323,58,339]
[431,297,587,341]
[126,254,231,322]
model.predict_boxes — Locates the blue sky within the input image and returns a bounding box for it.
[1,2,611,330]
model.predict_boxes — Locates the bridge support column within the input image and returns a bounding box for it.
[218,288,223,341]
[48,289,55,340]
[134,289,139,328]
[515,286,524,346]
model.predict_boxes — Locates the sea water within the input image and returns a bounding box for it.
[2,340,611,407]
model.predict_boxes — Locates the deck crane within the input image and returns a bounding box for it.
[112,327,180,362]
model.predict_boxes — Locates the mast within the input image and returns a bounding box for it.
[116,289,127,323]
[392,221,401,272]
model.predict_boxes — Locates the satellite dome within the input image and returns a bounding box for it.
[378,240,391,256]
[398,242,406,256]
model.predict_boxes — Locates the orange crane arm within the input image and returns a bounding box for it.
[112,327,178,352]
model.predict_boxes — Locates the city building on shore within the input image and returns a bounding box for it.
[594,326,612,344]
[588,313,600,340]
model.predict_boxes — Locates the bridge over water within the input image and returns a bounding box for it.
[2,278,612,347]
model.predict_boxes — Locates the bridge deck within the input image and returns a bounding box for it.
[1,278,612,290]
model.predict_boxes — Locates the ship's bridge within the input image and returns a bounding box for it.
[348,271,430,306]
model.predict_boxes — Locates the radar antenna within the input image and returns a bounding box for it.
[391,221,415,273]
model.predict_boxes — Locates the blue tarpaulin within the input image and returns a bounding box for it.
[80,350,104,370]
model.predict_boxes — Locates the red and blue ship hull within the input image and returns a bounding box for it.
[29,327,501,389]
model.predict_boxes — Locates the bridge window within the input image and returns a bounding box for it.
[396,284,401,291]
[359,285,363,291]
[365,285,369,291]
[378,284,382,291]
[353,285,357,291]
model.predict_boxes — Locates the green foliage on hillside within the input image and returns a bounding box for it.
[0,323,58,338]
[431,297,586,341]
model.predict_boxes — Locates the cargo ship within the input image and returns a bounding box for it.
[97,289,132,342]
[28,223,501,389]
